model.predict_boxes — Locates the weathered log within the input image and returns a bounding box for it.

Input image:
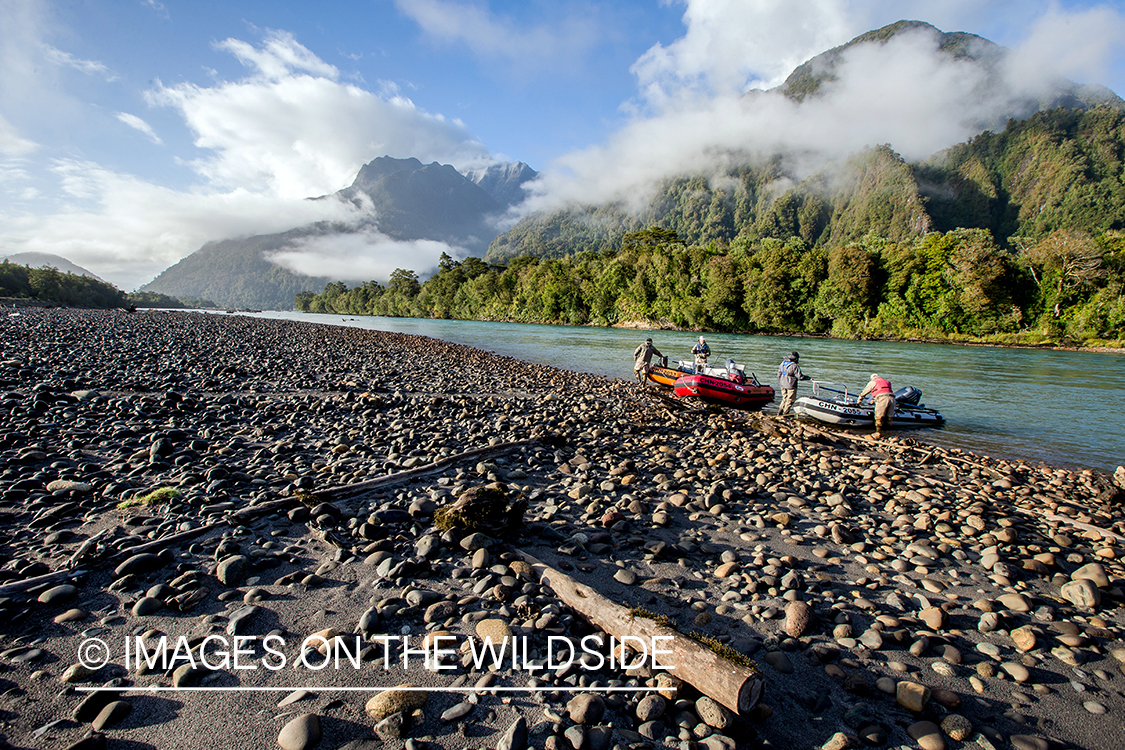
[517,550,764,715]
[1042,513,1125,543]
[0,568,88,597]
[310,438,538,504]
[105,524,214,564]
[227,497,295,524]
[66,528,110,569]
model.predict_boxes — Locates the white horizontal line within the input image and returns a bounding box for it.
[76,686,670,693]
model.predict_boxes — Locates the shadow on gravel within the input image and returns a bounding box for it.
[117,695,185,729]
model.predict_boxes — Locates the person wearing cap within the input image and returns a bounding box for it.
[633,337,664,386]
[857,373,896,439]
[691,336,711,373]
[776,351,810,416]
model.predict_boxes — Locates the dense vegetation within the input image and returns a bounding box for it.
[0,261,127,308]
[295,226,1125,346]
[126,291,217,309]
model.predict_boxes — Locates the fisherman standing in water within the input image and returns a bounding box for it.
[857,373,896,439]
[691,336,711,373]
[633,337,664,387]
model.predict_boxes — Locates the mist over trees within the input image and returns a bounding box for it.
[295,107,1125,346]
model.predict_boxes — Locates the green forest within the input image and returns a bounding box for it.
[295,226,1125,347]
[0,261,212,310]
[296,107,1125,347]
[0,261,128,308]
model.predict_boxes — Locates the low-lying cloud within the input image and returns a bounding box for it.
[522,1,1125,216]
[266,231,458,282]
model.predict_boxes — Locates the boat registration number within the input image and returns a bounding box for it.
[817,400,865,416]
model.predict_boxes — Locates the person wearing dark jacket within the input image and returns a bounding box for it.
[633,338,664,386]
[691,336,711,373]
[776,351,810,416]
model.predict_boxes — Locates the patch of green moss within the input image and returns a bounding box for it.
[629,607,675,629]
[295,490,319,507]
[688,632,761,673]
[117,487,180,509]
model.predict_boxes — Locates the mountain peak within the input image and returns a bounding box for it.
[462,161,539,209]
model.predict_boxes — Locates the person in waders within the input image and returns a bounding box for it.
[776,351,810,416]
[857,373,896,439]
[691,336,710,373]
[633,338,664,387]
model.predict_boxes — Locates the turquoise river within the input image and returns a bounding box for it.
[232,311,1124,474]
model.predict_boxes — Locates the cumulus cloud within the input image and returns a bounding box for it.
[266,231,458,282]
[393,0,602,74]
[148,29,492,199]
[115,112,162,145]
[524,0,1125,215]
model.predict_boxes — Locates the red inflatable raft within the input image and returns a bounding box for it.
[673,372,774,410]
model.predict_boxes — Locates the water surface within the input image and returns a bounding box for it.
[229,311,1125,473]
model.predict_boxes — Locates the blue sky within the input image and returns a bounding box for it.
[2,0,1124,290]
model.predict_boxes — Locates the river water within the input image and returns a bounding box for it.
[227,311,1124,473]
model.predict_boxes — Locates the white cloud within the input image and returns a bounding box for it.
[148,30,492,198]
[216,30,339,81]
[42,45,114,80]
[0,114,37,156]
[1004,5,1125,94]
[116,112,163,145]
[266,231,458,282]
[525,1,1125,215]
[632,0,854,107]
[393,0,602,74]
[0,28,498,290]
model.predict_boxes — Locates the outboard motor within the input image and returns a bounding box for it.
[893,385,922,405]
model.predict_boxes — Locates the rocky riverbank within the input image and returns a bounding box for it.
[0,308,1123,750]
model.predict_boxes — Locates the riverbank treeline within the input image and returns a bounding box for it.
[0,261,127,308]
[294,226,1125,347]
[0,261,214,310]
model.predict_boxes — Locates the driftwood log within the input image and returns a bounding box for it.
[310,438,538,504]
[518,551,764,715]
[0,568,89,597]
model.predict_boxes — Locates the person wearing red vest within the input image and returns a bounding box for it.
[857,373,895,439]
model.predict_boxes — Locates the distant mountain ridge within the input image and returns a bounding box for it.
[1,252,105,282]
[487,105,1125,263]
[143,156,538,309]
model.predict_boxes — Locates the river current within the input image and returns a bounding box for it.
[222,311,1124,474]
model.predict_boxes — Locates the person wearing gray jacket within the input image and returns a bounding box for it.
[776,351,810,416]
